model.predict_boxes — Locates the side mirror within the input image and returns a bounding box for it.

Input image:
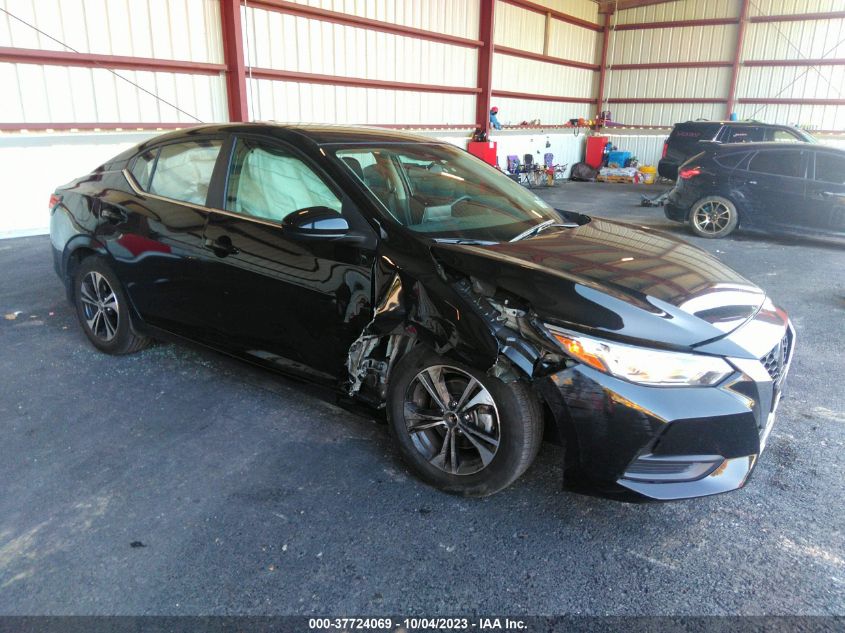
[282,206,349,238]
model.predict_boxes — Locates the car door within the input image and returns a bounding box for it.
[105,138,225,338]
[201,134,377,378]
[731,148,808,231]
[805,150,845,234]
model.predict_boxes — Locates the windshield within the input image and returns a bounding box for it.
[330,143,562,242]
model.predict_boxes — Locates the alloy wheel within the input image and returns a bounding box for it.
[403,365,501,476]
[79,271,119,341]
[693,201,732,234]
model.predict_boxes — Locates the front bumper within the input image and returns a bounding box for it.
[537,317,795,501]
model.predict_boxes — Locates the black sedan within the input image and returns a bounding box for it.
[50,123,794,500]
[665,142,845,239]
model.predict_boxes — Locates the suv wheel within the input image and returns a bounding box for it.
[73,256,151,355]
[689,196,739,238]
[387,347,543,497]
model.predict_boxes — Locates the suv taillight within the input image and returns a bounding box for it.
[678,166,702,180]
[49,193,62,211]
[662,141,668,159]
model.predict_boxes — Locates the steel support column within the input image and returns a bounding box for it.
[475,0,496,134]
[221,0,249,122]
[596,13,612,116]
[725,0,750,119]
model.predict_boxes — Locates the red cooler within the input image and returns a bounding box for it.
[585,135,609,169]
[468,141,498,167]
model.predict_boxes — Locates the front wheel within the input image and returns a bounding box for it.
[387,348,543,496]
[689,195,739,238]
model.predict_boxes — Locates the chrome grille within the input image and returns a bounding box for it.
[761,330,792,384]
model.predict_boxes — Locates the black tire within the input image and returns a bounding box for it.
[387,347,543,497]
[73,256,151,355]
[688,195,739,238]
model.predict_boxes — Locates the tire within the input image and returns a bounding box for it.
[386,347,543,497]
[688,195,739,238]
[73,256,151,355]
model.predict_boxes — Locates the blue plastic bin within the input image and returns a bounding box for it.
[606,150,631,167]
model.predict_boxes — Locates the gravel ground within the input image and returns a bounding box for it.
[0,182,843,616]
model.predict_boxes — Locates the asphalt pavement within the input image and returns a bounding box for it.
[0,182,843,616]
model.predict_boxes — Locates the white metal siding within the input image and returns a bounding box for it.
[493,0,546,52]
[609,102,726,127]
[243,7,477,87]
[608,25,736,64]
[490,96,592,126]
[0,0,226,124]
[0,0,223,61]
[548,20,601,65]
[275,0,481,40]
[748,0,845,17]
[492,53,595,98]
[247,78,476,125]
[612,0,741,24]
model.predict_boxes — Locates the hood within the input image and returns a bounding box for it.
[432,217,765,349]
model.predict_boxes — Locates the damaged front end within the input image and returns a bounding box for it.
[344,248,572,440]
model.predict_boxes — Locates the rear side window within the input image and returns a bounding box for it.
[147,140,223,205]
[814,153,845,184]
[670,124,720,143]
[748,150,805,178]
[769,129,802,143]
[715,152,750,169]
[723,126,766,143]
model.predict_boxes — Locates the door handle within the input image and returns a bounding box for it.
[101,207,126,223]
[748,180,758,185]
[204,236,240,257]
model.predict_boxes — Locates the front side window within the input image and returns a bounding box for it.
[225,138,342,223]
[814,153,845,185]
[332,143,561,242]
[147,140,222,205]
[748,150,805,178]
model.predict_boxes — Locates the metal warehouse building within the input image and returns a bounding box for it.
[1,0,843,236]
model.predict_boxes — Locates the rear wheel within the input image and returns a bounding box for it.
[689,195,739,238]
[73,256,150,355]
[387,348,543,496]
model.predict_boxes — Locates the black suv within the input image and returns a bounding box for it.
[658,121,816,180]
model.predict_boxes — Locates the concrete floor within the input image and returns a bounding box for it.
[1,182,843,616]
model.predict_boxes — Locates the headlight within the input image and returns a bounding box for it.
[546,326,733,387]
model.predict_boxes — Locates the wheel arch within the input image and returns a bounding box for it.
[61,236,109,302]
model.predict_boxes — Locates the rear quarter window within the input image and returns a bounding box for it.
[670,124,720,143]
[130,149,158,190]
[714,152,750,169]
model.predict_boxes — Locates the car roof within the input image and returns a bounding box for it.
[711,141,842,152]
[134,122,442,150]
[678,120,796,128]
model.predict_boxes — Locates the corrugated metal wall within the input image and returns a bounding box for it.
[606,0,845,130]
[242,2,478,124]
[491,0,600,124]
[737,12,845,130]
[0,0,227,124]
